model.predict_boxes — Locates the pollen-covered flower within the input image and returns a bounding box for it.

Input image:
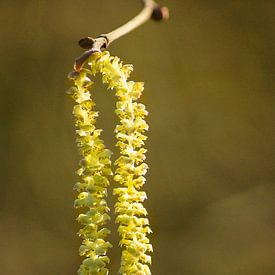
[68,68,112,275]
[68,51,152,275]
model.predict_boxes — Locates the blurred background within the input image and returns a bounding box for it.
[1,1,274,274]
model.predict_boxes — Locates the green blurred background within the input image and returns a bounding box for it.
[1,1,274,274]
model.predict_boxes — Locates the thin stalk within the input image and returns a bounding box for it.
[74,0,168,71]
[106,0,156,43]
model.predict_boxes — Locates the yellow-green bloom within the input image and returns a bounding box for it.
[68,51,152,275]
[68,68,112,275]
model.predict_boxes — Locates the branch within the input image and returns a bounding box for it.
[74,0,169,71]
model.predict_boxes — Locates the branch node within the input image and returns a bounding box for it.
[74,1,169,71]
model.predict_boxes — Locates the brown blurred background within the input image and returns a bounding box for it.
[1,1,274,274]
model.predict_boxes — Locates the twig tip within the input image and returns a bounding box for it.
[151,5,169,21]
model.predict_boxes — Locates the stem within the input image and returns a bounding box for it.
[74,0,168,71]
[107,0,156,43]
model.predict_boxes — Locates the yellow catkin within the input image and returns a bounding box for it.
[68,51,152,275]
[68,68,113,275]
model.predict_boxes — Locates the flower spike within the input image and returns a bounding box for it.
[68,51,152,274]
[68,68,113,275]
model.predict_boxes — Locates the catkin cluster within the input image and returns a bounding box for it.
[68,51,152,275]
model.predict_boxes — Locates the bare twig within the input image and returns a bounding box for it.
[74,0,169,71]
